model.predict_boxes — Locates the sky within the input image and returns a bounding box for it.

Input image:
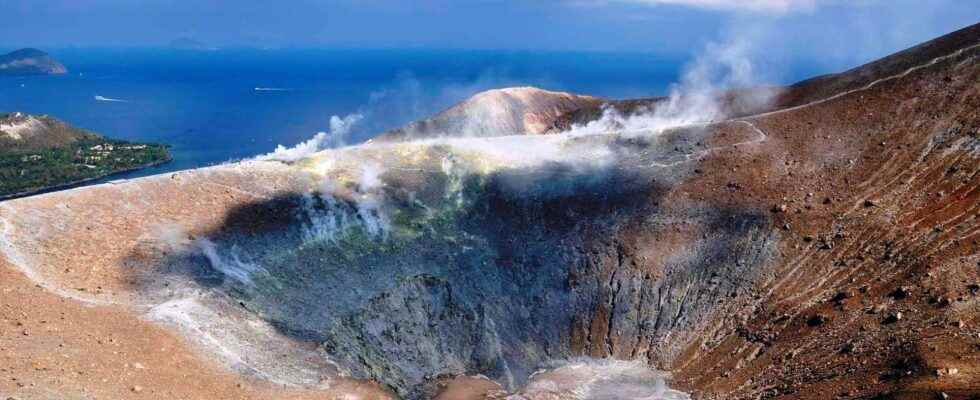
[1,0,978,67]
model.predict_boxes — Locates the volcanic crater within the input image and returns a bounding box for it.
[1,23,979,400]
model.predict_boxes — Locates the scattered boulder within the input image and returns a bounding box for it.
[889,287,911,300]
[929,295,952,307]
[883,312,903,324]
[807,314,829,327]
[831,291,851,303]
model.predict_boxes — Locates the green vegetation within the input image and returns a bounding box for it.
[0,138,170,198]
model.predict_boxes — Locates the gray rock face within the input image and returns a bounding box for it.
[148,126,777,398]
[0,48,67,75]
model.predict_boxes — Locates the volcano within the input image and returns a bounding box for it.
[1,24,979,400]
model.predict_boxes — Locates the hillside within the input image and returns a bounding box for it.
[553,22,980,134]
[0,23,978,400]
[0,48,67,75]
[0,112,171,198]
[371,87,603,141]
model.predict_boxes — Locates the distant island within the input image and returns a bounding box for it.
[0,48,67,76]
[0,112,170,199]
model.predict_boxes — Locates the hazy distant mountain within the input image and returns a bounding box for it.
[169,37,218,51]
[0,48,67,76]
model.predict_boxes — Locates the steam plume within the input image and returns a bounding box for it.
[256,113,364,162]
[196,238,267,286]
[566,36,774,137]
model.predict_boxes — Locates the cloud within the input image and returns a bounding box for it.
[614,0,820,13]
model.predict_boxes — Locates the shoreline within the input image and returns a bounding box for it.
[0,156,173,201]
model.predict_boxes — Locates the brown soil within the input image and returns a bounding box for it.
[0,257,393,400]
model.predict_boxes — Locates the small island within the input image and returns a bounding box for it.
[0,112,171,199]
[0,48,67,76]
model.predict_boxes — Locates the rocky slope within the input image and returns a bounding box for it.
[554,23,980,134]
[1,23,979,400]
[0,48,67,76]
[0,112,98,150]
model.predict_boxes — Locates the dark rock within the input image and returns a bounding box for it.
[883,312,903,324]
[807,314,829,327]
[889,287,911,300]
[930,296,952,307]
[831,291,851,303]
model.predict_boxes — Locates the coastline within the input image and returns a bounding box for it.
[0,156,173,201]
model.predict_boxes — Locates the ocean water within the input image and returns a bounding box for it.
[0,48,689,181]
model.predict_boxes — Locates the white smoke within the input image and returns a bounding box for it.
[256,113,364,162]
[196,238,267,286]
[350,162,389,238]
[297,162,391,244]
[565,36,773,137]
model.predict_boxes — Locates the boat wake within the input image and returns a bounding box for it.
[94,95,128,103]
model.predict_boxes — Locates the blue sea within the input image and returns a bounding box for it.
[0,48,819,181]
